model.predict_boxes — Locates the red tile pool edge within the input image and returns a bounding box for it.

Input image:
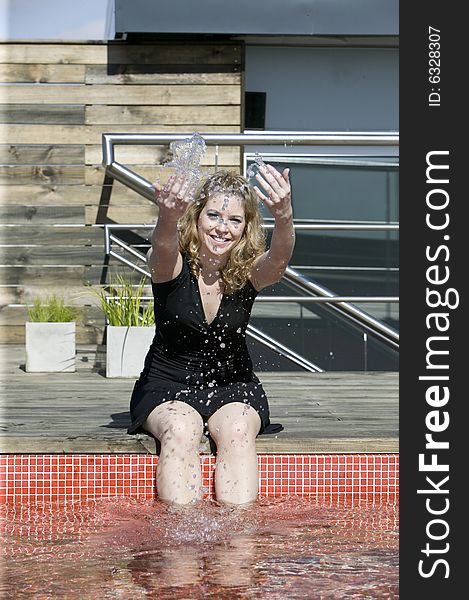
[0,453,399,503]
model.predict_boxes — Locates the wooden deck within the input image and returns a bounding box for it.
[0,345,398,454]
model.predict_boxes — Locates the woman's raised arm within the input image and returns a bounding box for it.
[147,175,192,283]
[250,164,295,291]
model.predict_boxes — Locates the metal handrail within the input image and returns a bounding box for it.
[103,231,398,369]
[244,155,399,168]
[103,237,326,372]
[283,267,399,348]
[107,233,399,303]
[102,131,398,202]
[101,131,399,368]
[104,230,398,343]
[103,224,399,308]
[103,132,399,163]
[246,325,324,373]
[104,222,399,233]
[255,296,398,303]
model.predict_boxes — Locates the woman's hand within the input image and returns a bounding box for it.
[252,164,292,222]
[154,174,194,221]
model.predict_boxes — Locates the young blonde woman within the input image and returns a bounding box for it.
[127,164,295,506]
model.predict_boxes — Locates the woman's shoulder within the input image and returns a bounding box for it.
[244,277,259,299]
[229,276,258,304]
[151,253,190,290]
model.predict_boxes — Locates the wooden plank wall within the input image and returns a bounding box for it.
[0,41,242,343]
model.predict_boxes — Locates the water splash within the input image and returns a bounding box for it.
[163,137,256,203]
[246,153,267,187]
[163,132,208,191]
[205,178,251,203]
[1,497,399,599]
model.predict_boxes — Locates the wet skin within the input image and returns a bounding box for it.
[197,193,246,260]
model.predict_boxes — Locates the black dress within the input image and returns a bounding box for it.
[127,255,283,437]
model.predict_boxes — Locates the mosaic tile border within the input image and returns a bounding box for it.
[0,454,399,503]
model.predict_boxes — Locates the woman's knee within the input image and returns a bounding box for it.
[208,403,260,447]
[161,419,203,449]
[144,402,204,447]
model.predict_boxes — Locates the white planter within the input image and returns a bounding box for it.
[25,322,76,373]
[106,326,154,378]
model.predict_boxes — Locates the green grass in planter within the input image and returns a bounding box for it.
[28,295,77,323]
[97,275,155,327]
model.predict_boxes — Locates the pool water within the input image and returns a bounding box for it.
[1,496,398,599]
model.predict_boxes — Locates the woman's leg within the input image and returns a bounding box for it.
[143,401,204,505]
[207,402,261,506]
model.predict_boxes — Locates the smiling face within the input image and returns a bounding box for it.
[197,193,246,258]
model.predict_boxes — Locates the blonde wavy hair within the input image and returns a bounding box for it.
[178,171,266,294]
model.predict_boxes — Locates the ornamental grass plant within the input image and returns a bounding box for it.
[95,274,155,327]
[27,295,77,323]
